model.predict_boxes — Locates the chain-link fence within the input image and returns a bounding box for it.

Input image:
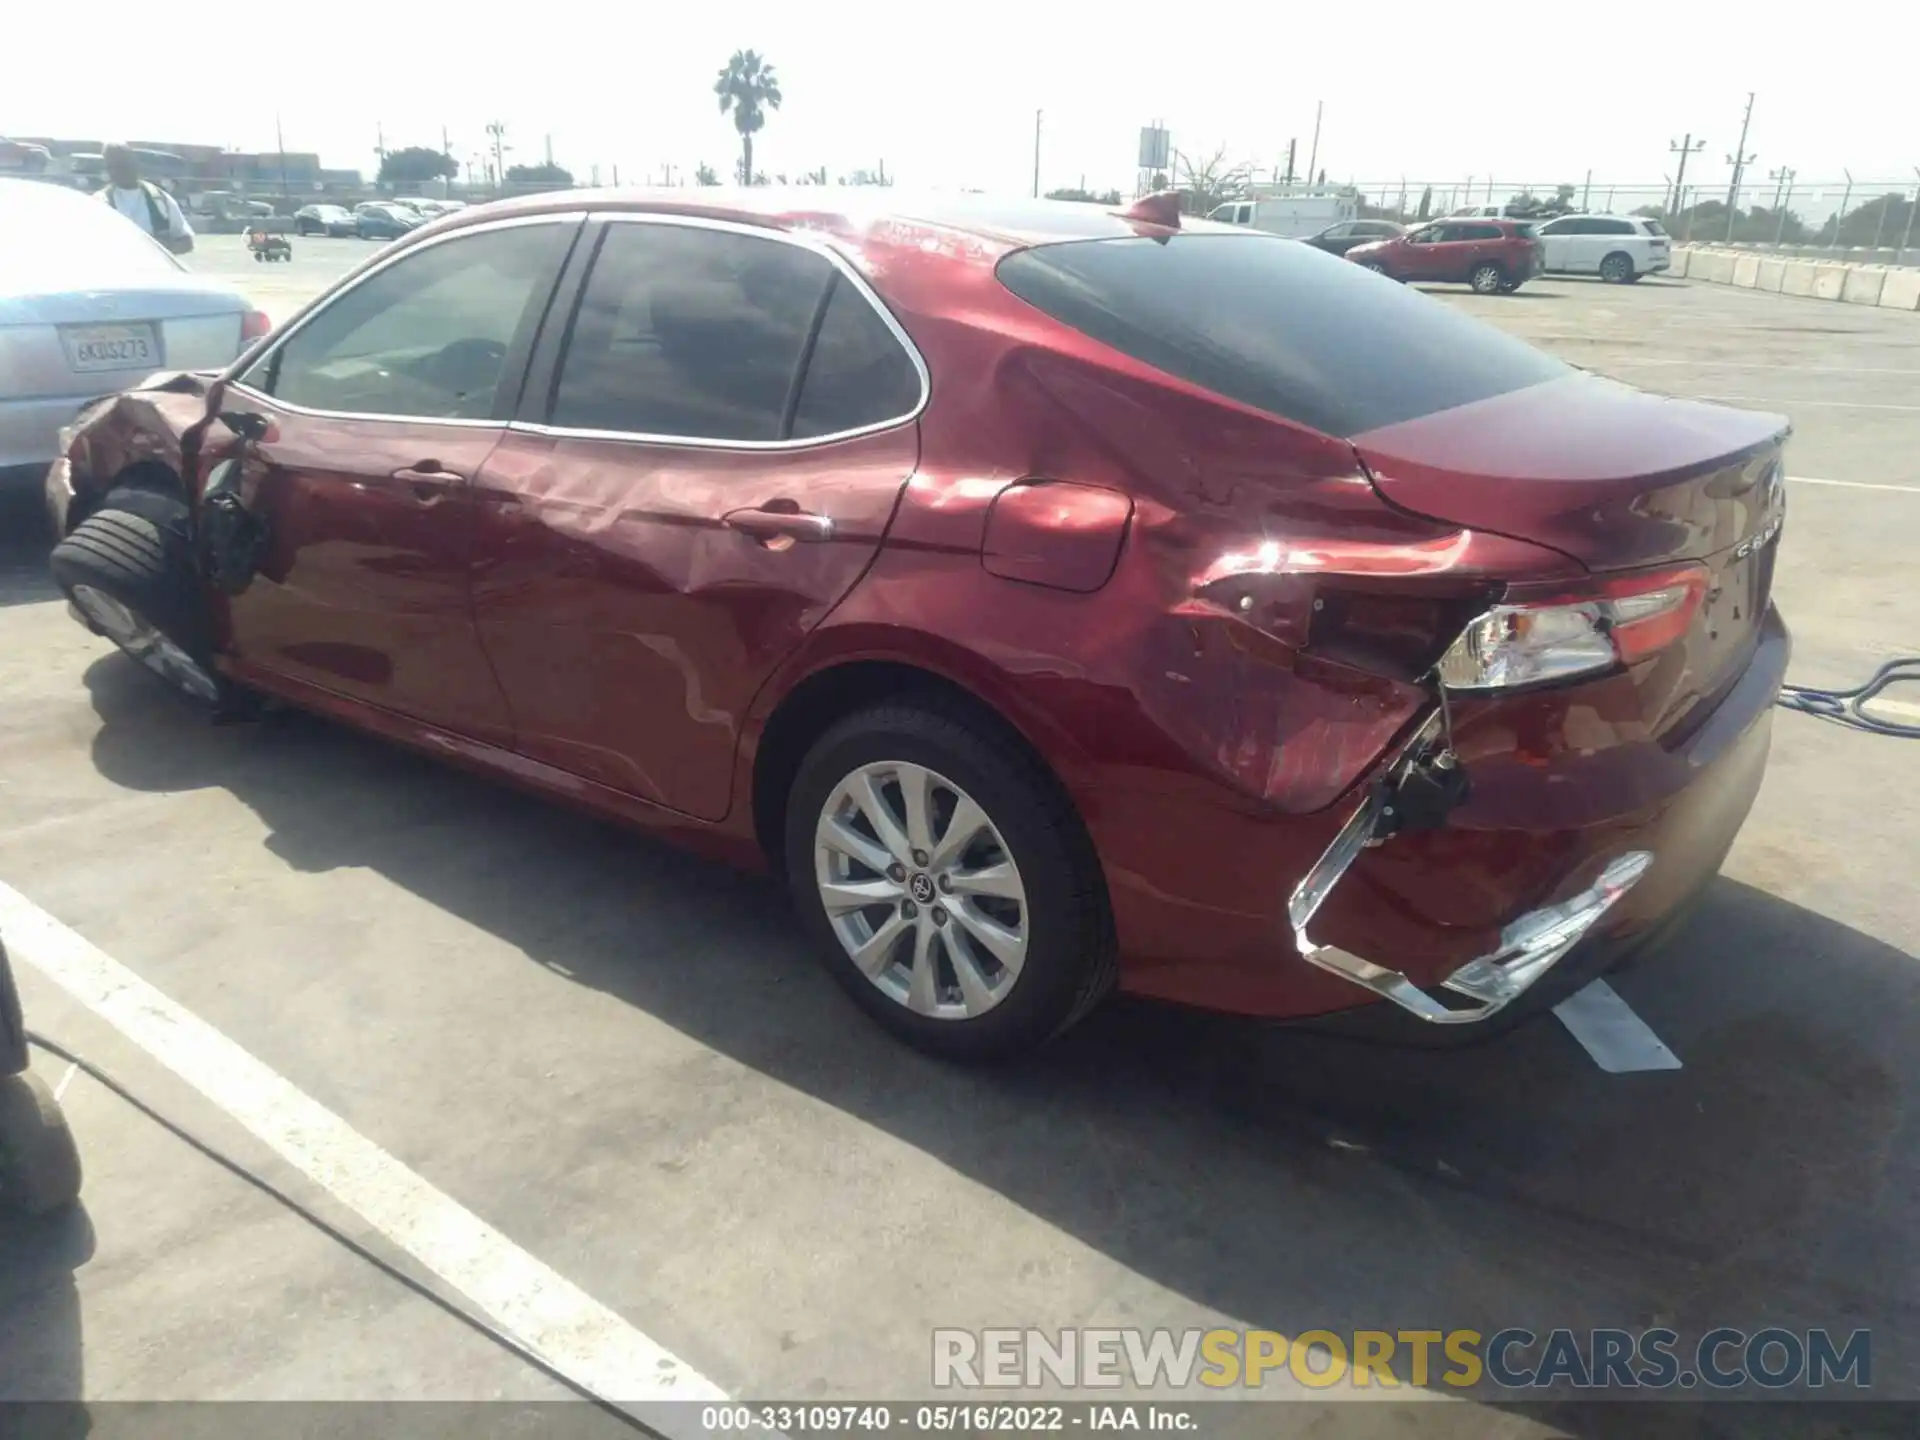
[1338,176,1920,263]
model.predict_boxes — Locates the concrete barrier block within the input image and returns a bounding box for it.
[1781,260,1818,296]
[1703,251,1738,284]
[1842,267,1887,306]
[1732,255,1762,287]
[1878,267,1920,311]
[1755,258,1786,291]
[1668,247,1690,278]
[1812,264,1849,301]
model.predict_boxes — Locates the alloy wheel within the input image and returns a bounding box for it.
[813,761,1029,1020]
[69,584,221,703]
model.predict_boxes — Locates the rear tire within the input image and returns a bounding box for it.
[1600,251,1636,283]
[1361,260,1392,278]
[1469,262,1508,294]
[48,490,228,708]
[784,699,1116,1062]
[0,1073,82,1217]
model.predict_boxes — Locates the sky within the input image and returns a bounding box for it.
[8,1,1917,215]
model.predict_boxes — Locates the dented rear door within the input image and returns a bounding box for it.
[469,215,926,822]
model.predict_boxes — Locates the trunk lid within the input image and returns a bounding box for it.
[1351,372,1788,573]
[1355,372,1789,724]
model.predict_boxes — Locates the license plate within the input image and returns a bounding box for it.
[61,323,161,374]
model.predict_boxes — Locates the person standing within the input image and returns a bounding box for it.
[98,143,194,255]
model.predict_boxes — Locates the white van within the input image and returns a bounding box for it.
[1206,194,1356,238]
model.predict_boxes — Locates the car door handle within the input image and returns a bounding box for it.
[723,506,835,543]
[392,463,465,504]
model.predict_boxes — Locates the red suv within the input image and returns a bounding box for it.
[1345,218,1543,293]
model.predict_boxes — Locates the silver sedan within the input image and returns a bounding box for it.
[0,178,268,488]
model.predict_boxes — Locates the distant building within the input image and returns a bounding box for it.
[7,135,356,194]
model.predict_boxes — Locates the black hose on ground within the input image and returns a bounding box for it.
[1777,658,1920,738]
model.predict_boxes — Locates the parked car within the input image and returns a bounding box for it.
[1534,213,1671,282]
[295,203,356,237]
[1303,219,1405,256]
[1346,218,1544,292]
[0,179,269,489]
[353,202,422,239]
[41,192,1789,1061]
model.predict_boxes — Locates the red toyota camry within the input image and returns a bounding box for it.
[43,190,1789,1060]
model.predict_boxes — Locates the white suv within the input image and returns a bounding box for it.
[1534,214,1671,282]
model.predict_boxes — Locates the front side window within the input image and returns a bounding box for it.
[549,223,832,441]
[240,223,562,420]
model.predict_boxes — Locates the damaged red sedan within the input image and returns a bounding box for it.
[43,191,1789,1059]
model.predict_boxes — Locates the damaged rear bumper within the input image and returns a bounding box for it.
[1289,770,1651,1024]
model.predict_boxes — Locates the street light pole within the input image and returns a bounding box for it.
[1724,92,1757,242]
[1768,166,1795,244]
[1305,100,1323,191]
[1032,110,1042,198]
[1899,167,1920,265]
[1668,133,1704,214]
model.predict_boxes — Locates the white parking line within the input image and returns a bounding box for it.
[0,878,727,1416]
[1701,395,1920,412]
[1612,360,1920,376]
[1792,476,1920,494]
[1553,979,1682,1074]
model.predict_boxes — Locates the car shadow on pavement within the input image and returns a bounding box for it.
[0,491,59,611]
[77,656,1920,1421]
[0,1202,93,1409]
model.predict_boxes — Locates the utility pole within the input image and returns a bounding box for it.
[1032,110,1042,198]
[1835,170,1854,247]
[1725,92,1757,242]
[1305,101,1323,191]
[486,121,508,192]
[1768,166,1796,244]
[545,133,555,168]
[1282,138,1296,188]
[275,114,288,198]
[442,124,454,197]
[1582,169,1592,209]
[1668,134,1703,213]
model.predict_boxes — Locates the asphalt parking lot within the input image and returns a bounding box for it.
[2,233,1918,1433]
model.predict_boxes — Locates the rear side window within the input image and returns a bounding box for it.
[789,275,923,439]
[996,234,1569,438]
[551,222,830,441]
[1462,224,1503,241]
[1640,218,1668,236]
[1598,218,1636,235]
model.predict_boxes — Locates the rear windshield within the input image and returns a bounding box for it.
[995,233,1568,438]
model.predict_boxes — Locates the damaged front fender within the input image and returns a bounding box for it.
[53,370,223,532]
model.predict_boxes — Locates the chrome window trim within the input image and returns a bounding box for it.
[516,209,931,452]
[222,212,586,426]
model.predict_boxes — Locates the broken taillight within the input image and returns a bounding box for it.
[1436,564,1709,691]
[241,310,272,342]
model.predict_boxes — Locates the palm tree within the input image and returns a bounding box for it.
[714,49,782,187]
